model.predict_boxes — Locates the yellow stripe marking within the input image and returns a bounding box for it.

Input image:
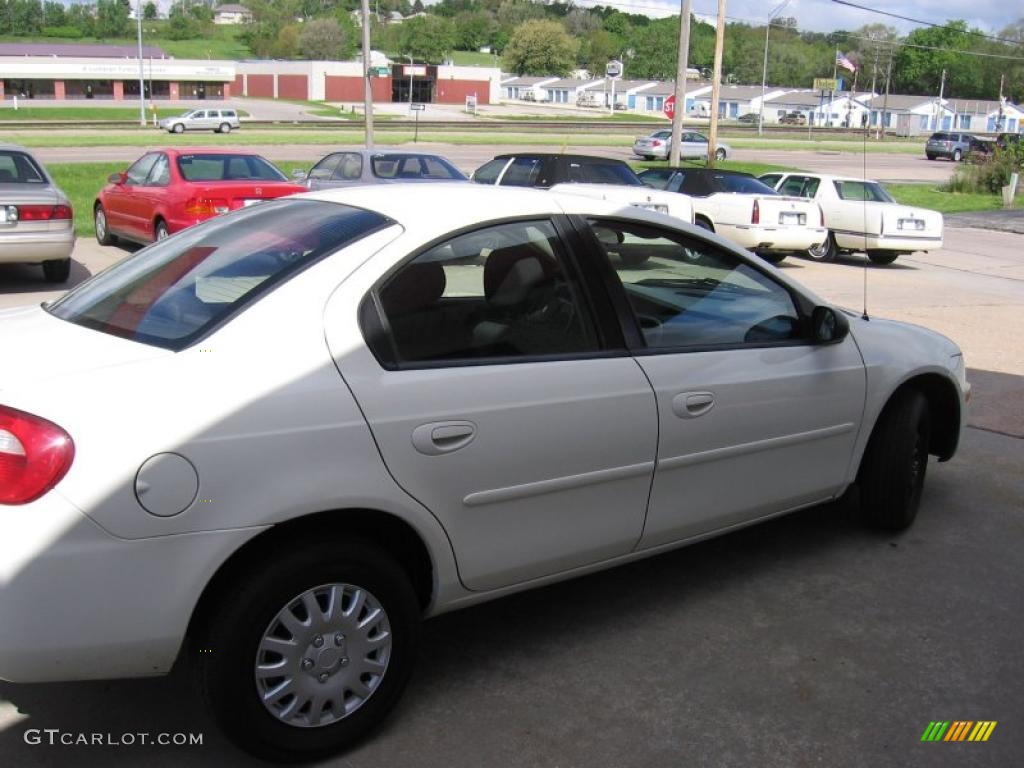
[981,721,997,741]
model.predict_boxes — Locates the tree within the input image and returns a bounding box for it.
[412,0,425,12]
[143,2,158,21]
[299,18,355,60]
[892,20,981,97]
[395,15,456,62]
[579,29,618,77]
[273,24,302,59]
[503,19,578,76]
[454,11,494,51]
[563,8,601,37]
[94,0,131,38]
[43,1,67,27]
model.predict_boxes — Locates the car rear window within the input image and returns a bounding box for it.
[930,133,951,141]
[47,200,392,350]
[569,161,643,186]
[370,154,466,180]
[710,174,778,195]
[177,154,287,182]
[0,150,46,184]
[833,180,895,203]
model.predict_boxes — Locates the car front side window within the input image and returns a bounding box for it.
[125,154,159,186]
[369,219,600,366]
[586,218,804,350]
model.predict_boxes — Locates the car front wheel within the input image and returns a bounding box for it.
[858,389,930,531]
[172,123,185,134]
[196,538,420,762]
[715,148,727,161]
[94,204,116,246]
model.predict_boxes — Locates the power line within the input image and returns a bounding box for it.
[830,0,1021,46]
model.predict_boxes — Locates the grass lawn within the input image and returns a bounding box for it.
[448,50,501,67]
[0,107,249,121]
[884,184,1002,214]
[49,160,314,237]
[0,25,250,60]
[486,112,668,123]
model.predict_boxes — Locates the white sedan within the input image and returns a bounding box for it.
[0,185,968,761]
[758,172,943,265]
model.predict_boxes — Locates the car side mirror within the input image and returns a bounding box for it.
[811,305,849,344]
[108,172,126,184]
[291,168,307,180]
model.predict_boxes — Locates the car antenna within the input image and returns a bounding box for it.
[860,114,871,321]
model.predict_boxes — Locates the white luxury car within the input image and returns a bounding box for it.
[0,186,968,761]
[637,167,827,264]
[758,172,944,265]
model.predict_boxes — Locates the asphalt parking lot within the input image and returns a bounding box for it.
[1,227,1022,766]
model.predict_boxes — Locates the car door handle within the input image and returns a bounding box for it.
[671,392,715,419]
[411,421,477,456]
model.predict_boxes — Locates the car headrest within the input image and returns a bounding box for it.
[484,244,555,308]
[380,261,446,316]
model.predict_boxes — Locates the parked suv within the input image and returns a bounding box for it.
[925,131,973,162]
[158,108,241,134]
[779,111,807,126]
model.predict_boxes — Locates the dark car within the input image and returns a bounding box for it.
[779,111,807,126]
[965,136,996,163]
[995,132,1022,151]
[737,113,759,124]
[472,153,645,188]
[925,131,974,162]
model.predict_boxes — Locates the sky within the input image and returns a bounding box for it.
[571,0,1014,36]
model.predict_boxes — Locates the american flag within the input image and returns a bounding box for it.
[836,51,858,72]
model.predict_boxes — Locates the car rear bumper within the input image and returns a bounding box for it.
[725,225,828,252]
[0,491,263,683]
[0,229,75,264]
[633,144,668,158]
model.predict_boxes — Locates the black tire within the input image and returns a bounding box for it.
[694,217,714,232]
[196,538,420,762]
[952,149,962,162]
[94,204,116,246]
[219,123,231,134]
[42,258,71,283]
[758,252,787,265]
[807,232,837,262]
[715,147,727,161]
[867,250,899,265]
[172,123,184,134]
[926,153,936,161]
[155,219,170,241]
[859,389,930,531]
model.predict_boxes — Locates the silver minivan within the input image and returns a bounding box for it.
[159,108,241,134]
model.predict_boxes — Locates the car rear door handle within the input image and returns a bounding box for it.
[671,392,715,419]
[411,421,477,455]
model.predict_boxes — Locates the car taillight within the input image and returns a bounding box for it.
[0,405,74,505]
[13,204,73,221]
[184,197,230,216]
[651,140,663,146]
[751,199,760,225]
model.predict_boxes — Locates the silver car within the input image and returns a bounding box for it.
[298,149,468,190]
[0,144,75,283]
[633,130,730,161]
[159,108,241,134]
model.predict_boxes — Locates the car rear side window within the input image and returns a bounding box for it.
[571,162,643,186]
[472,158,507,185]
[0,151,46,183]
[500,158,544,187]
[177,154,287,182]
[711,174,778,195]
[47,200,392,350]
[369,219,600,366]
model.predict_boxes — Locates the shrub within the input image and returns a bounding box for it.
[42,25,83,39]
[946,146,1023,195]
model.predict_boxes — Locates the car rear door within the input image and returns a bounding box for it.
[575,215,865,548]
[326,216,658,592]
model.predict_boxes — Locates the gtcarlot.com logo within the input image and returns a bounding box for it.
[24,729,203,747]
[921,721,997,742]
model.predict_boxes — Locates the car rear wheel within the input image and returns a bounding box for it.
[858,389,930,531]
[807,232,837,262]
[926,153,936,160]
[693,217,714,232]
[758,252,787,265]
[952,149,962,162]
[867,250,899,265]
[172,123,184,134]
[219,123,231,134]
[94,204,116,246]
[715,148,727,161]
[196,538,420,762]
[42,258,71,283]
[155,220,170,241]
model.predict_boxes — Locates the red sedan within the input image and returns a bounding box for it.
[94,149,306,245]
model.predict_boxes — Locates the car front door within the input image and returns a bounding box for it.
[326,217,658,592]
[577,216,866,548]
[132,152,171,241]
[189,110,206,130]
[107,153,159,238]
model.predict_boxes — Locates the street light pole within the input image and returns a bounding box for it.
[407,54,414,110]
[758,0,791,137]
[136,0,146,126]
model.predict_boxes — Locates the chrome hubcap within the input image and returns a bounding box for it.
[96,210,105,238]
[157,226,168,240]
[255,583,391,728]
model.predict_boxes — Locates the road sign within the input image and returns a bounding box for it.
[663,94,675,120]
[606,60,623,79]
[410,103,426,111]
[813,77,839,92]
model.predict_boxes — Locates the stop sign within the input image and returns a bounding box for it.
[663,95,675,119]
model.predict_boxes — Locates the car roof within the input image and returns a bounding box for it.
[161,148,267,156]
[492,153,628,164]
[0,143,33,153]
[654,167,753,178]
[772,172,880,184]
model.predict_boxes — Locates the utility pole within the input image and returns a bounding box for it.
[934,68,946,131]
[877,47,893,141]
[361,0,374,148]
[668,0,692,165]
[136,0,146,126]
[706,0,726,167]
